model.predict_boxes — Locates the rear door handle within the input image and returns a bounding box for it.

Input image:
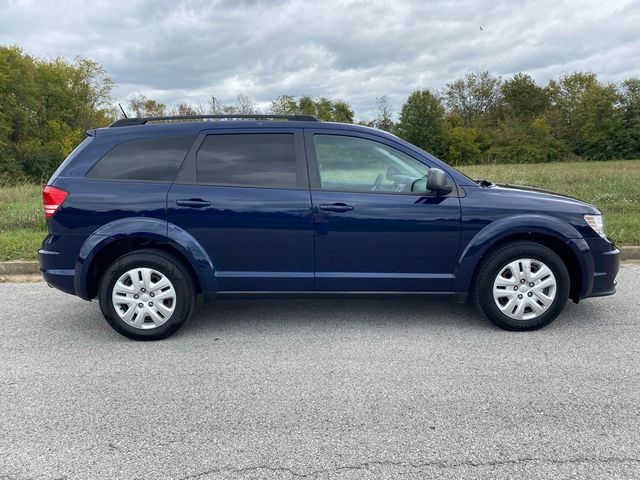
[176,198,211,208]
[318,203,354,213]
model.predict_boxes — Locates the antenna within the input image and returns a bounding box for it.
[118,103,128,118]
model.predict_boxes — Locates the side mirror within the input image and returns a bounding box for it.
[426,168,452,195]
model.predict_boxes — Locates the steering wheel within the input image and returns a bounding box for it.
[372,173,385,191]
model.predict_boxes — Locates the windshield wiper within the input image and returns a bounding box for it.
[475,178,494,187]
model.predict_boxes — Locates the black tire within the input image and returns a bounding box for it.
[474,241,570,331]
[98,249,196,340]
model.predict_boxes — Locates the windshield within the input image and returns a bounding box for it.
[408,144,478,184]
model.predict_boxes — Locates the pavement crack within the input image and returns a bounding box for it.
[176,456,640,479]
[451,456,640,469]
[177,465,304,479]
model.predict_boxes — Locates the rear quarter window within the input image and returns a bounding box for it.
[48,135,94,183]
[87,136,195,182]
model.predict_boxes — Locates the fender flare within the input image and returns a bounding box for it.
[74,217,217,299]
[453,214,593,297]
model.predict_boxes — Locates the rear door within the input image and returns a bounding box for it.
[306,129,461,292]
[167,128,314,292]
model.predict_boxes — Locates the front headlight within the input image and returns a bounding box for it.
[584,214,606,238]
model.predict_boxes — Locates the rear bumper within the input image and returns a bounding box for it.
[583,237,619,299]
[38,234,88,297]
[40,265,76,295]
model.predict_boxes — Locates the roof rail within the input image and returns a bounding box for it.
[109,114,320,127]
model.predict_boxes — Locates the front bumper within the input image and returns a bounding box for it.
[584,237,619,298]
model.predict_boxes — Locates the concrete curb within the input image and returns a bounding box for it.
[621,246,640,261]
[0,260,40,275]
[1,246,639,277]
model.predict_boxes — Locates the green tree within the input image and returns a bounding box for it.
[172,103,199,116]
[0,46,39,179]
[71,57,114,131]
[483,73,563,163]
[546,72,624,159]
[619,78,640,157]
[396,90,446,156]
[298,95,316,116]
[485,117,569,164]
[0,46,114,182]
[269,95,354,122]
[235,93,255,115]
[444,125,481,165]
[331,100,354,123]
[314,97,334,120]
[372,96,394,132]
[501,73,548,120]
[128,94,167,117]
[443,71,502,126]
[270,95,298,115]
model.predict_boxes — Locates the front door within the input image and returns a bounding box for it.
[167,128,314,292]
[306,131,461,292]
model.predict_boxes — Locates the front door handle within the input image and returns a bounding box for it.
[318,203,354,213]
[176,198,211,208]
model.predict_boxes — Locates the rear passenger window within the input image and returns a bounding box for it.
[196,134,297,188]
[87,136,195,182]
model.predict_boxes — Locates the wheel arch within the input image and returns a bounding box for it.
[455,215,593,302]
[75,218,217,300]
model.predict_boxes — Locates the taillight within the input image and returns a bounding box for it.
[42,186,69,218]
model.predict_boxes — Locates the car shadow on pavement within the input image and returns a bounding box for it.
[179,294,617,339]
[181,297,497,337]
[59,289,615,341]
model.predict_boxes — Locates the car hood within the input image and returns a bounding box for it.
[489,183,600,214]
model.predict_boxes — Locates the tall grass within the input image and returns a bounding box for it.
[0,184,46,260]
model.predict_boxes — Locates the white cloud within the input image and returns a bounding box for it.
[1,0,639,119]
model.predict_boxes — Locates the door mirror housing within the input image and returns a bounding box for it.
[426,168,452,195]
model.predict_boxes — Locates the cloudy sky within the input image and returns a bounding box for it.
[2,0,639,119]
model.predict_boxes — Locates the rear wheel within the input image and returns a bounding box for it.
[475,241,570,331]
[98,249,195,340]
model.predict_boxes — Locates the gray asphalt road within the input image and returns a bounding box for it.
[1,267,639,480]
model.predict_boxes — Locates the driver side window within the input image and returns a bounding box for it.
[313,134,429,193]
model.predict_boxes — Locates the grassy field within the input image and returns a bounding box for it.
[0,159,638,260]
[0,184,46,261]
[458,160,640,247]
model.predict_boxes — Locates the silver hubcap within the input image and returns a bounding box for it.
[492,258,557,321]
[111,268,176,329]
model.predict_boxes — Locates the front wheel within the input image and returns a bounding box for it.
[98,249,196,340]
[475,241,570,331]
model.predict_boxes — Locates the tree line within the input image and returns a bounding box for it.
[1,46,114,182]
[1,45,639,183]
[393,71,640,165]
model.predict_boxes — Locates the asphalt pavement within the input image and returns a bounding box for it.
[1,266,639,479]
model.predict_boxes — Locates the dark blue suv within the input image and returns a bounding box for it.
[39,115,619,340]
